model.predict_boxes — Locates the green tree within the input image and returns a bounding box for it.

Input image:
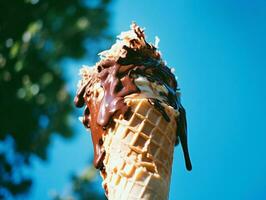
[52,166,107,200]
[0,0,111,198]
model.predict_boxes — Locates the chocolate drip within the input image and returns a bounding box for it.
[82,107,90,128]
[148,98,170,122]
[73,79,106,169]
[86,98,106,169]
[176,105,192,171]
[74,82,88,107]
[97,63,139,127]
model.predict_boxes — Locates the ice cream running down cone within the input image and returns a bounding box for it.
[74,23,192,200]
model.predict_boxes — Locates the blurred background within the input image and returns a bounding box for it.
[0,0,266,200]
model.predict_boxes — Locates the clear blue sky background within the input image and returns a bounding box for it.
[31,0,266,199]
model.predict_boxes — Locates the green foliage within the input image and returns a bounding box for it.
[0,0,111,198]
[52,167,107,200]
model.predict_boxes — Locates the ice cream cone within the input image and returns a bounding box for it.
[74,23,192,200]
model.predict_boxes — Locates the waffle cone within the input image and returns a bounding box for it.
[101,98,178,200]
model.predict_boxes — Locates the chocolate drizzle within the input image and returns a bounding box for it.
[148,98,170,122]
[74,82,87,108]
[177,105,192,171]
[97,60,139,127]
[74,25,192,172]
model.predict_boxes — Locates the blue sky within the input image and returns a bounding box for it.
[31,0,266,199]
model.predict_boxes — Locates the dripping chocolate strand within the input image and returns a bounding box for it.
[82,106,90,128]
[86,98,107,169]
[177,105,192,171]
[74,81,88,107]
[73,76,107,169]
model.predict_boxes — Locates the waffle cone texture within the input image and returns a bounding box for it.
[101,98,178,200]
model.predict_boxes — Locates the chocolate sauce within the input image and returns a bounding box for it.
[97,63,139,127]
[82,107,90,128]
[86,97,106,169]
[148,98,170,122]
[118,46,177,89]
[177,105,192,171]
[74,82,88,107]
[74,76,106,169]
[74,40,192,172]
